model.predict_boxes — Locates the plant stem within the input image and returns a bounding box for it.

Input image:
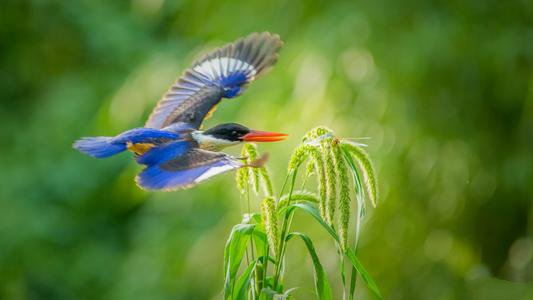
[242,191,251,268]
[273,170,298,290]
[247,185,256,262]
[337,244,347,300]
[261,243,269,293]
[278,174,290,200]
[246,184,260,300]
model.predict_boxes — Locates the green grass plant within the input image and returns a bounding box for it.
[224,127,381,300]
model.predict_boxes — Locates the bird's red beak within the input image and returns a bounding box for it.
[242,130,288,142]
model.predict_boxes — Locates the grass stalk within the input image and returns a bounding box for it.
[273,169,298,291]
[229,128,380,299]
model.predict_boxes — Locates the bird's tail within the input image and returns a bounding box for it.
[73,137,126,158]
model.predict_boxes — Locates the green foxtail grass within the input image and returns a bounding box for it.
[289,144,328,221]
[333,142,351,251]
[261,197,279,258]
[323,141,337,226]
[223,127,381,300]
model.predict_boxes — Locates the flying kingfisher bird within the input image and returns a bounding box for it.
[74,32,286,191]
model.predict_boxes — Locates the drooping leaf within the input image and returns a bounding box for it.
[345,248,382,299]
[277,190,319,213]
[286,232,332,300]
[242,212,263,225]
[287,201,339,241]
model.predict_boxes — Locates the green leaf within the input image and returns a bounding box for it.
[287,201,339,241]
[282,287,299,299]
[277,190,319,213]
[252,229,267,253]
[345,248,382,299]
[234,260,257,300]
[243,212,263,224]
[224,223,255,299]
[261,287,298,299]
[286,232,332,300]
[252,229,274,261]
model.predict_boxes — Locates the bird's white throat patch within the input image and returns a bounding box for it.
[192,131,240,151]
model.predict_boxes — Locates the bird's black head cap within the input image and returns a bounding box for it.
[203,123,250,141]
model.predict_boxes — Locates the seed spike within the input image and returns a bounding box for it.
[259,165,274,197]
[333,144,351,251]
[261,197,279,258]
[305,160,315,178]
[308,147,327,220]
[322,138,337,226]
[342,140,378,207]
[243,144,260,194]
[235,146,250,194]
[287,144,310,172]
[303,126,334,143]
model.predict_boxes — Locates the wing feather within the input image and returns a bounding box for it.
[145,32,283,129]
[136,148,242,191]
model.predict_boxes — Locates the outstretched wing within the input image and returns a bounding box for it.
[145,32,283,129]
[136,147,243,191]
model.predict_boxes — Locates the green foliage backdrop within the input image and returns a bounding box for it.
[0,0,531,299]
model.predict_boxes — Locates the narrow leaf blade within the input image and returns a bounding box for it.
[345,248,382,299]
[286,232,333,300]
[224,223,255,299]
[288,201,339,242]
[234,260,257,300]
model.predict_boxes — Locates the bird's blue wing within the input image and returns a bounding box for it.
[136,148,242,191]
[145,32,283,129]
[113,128,179,144]
[135,139,194,166]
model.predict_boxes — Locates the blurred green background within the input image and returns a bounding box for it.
[1,0,532,299]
